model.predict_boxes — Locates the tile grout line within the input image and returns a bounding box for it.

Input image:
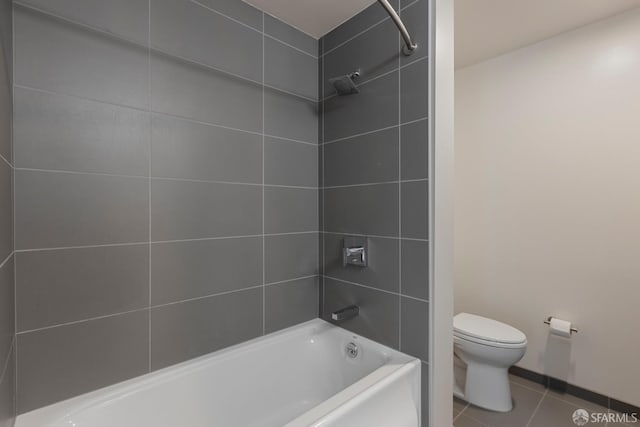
[13,167,322,189]
[0,252,12,270]
[189,0,319,60]
[397,24,402,353]
[323,231,429,242]
[13,231,323,253]
[265,275,318,287]
[12,1,148,49]
[324,178,428,190]
[16,307,151,336]
[0,152,10,168]
[322,12,390,58]
[0,337,15,388]
[321,37,326,321]
[452,403,469,423]
[189,0,262,37]
[263,32,318,60]
[8,232,429,254]
[20,0,317,109]
[150,45,318,103]
[525,388,549,427]
[322,116,428,146]
[17,279,307,336]
[263,134,318,147]
[15,0,320,75]
[14,83,318,147]
[12,0,17,413]
[323,275,429,302]
[14,83,320,148]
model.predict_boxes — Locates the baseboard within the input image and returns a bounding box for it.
[509,366,639,415]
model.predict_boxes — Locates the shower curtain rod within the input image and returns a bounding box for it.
[376,0,418,55]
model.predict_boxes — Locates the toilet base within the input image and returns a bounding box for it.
[458,362,513,412]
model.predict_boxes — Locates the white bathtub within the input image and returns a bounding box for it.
[16,319,421,427]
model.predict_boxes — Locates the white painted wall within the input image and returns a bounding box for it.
[455,8,640,406]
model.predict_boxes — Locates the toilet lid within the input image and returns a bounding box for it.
[454,313,526,344]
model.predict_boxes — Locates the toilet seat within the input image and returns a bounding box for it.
[454,313,526,348]
[455,332,527,349]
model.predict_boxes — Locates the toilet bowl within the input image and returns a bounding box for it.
[453,313,527,412]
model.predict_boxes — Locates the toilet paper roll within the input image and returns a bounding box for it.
[549,317,572,338]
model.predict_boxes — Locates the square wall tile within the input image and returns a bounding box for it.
[194,0,263,31]
[0,56,10,163]
[323,233,399,293]
[400,58,428,123]
[150,53,262,132]
[265,276,319,333]
[324,183,398,237]
[264,187,318,234]
[150,179,261,241]
[151,115,262,184]
[401,297,429,361]
[401,239,429,300]
[15,170,149,249]
[15,6,148,108]
[264,14,318,56]
[14,87,150,176]
[151,0,262,82]
[0,256,13,369]
[264,137,318,187]
[265,37,318,100]
[150,237,262,305]
[17,311,149,413]
[322,0,399,54]
[16,245,149,331]
[0,160,10,261]
[264,88,319,143]
[322,278,399,349]
[401,180,428,239]
[0,344,15,425]
[401,119,428,180]
[151,288,262,370]
[323,127,398,187]
[265,233,318,284]
[0,0,12,85]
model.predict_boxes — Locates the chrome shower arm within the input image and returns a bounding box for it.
[376,0,418,55]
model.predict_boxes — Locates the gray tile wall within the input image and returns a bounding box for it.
[13,0,319,413]
[320,0,430,424]
[0,0,13,425]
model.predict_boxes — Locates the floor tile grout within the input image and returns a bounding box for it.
[452,402,469,423]
[524,388,548,427]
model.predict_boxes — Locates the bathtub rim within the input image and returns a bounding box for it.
[284,359,421,427]
[15,318,417,427]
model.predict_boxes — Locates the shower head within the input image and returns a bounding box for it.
[329,71,360,96]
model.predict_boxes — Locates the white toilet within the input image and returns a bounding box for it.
[453,313,527,412]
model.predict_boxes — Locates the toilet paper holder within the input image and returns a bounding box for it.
[543,316,578,334]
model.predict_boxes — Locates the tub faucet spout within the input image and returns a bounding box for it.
[331,305,359,322]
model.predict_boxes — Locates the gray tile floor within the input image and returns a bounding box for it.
[453,375,635,427]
